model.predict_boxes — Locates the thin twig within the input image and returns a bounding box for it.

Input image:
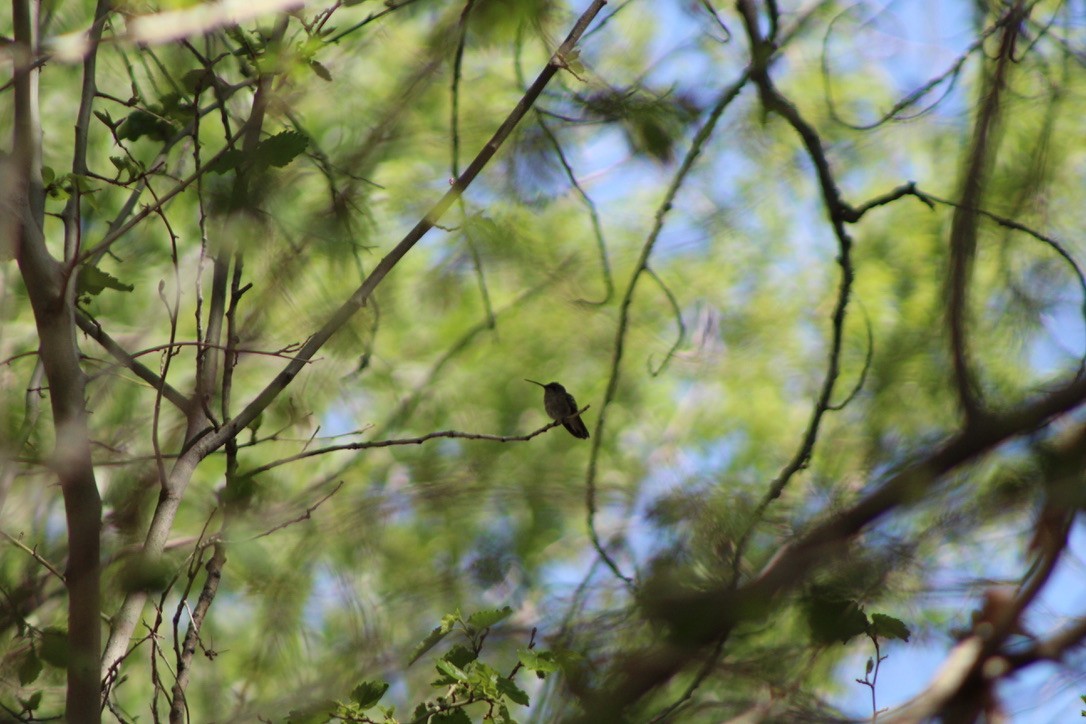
[326,0,426,45]
[76,126,246,267]
[0,529,66,582]
[374,273,563,437]
[250,481,345,539]
[451,0,496,332]
[645,266,685,377]
[828,298,873,411]
[535,116,614,305]
[821,8,1004,131]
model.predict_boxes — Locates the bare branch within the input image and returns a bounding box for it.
[731,0,861,580]
[946,3,1027,422]
[644,266,685,377]
[0,529,66,583]
[243,406,592,477]
[912,185,1086,377]
[250,480,345,540]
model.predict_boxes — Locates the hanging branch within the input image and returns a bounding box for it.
[946,2,1027,423]
[645,266,685,377]
[730,0,860,581]
[536,116,615,305]
[584,71,751,590]
[910,185,1086,377]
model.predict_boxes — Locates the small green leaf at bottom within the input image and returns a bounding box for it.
[496,677,529,707]
[350,680,388,709]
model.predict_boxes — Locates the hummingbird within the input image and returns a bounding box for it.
[524,379,590,439]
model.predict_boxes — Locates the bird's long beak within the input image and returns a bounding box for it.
[524,379,545,387]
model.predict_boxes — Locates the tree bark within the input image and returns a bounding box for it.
[11,1,102,720]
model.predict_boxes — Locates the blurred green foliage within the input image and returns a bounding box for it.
[2,0,1085,721]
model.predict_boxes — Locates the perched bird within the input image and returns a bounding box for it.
[524,379,590,439]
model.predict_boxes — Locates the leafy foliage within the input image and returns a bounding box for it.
[3,0,1086,722]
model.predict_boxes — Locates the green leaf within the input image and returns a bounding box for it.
[109,155,143,182]
[466,606,513,630]
[517,648,559,675]
[38,627,67,669]
[435,658,469,682]
[70,174,96,193]
[442,644,477,670]
[350,680,388,709]
[181,68,217,94]
[45,171,70,200]
[117,109,174,142]
[431,708,471,724]
[158,93,195,123]
[870,613,911,642]
[467,660,500,694]
[207,148,245,175]
[803,592,869,645]
[255,131,308,169]
[118,556,175,593]
[19,691,42,713]
[78,265,135,297]
[92,109,114,129]
[18,649,42,685]
[408,613,458,666]
[495,677,529,707]
[285,700,337,724]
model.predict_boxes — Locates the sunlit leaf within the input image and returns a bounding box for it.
[435,658,469,683]
[466,606,513,630]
